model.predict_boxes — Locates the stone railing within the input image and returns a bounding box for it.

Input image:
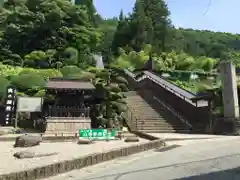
[124,69,210,132]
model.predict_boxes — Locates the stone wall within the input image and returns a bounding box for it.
[45,117,91,135]
[145,79,209,127]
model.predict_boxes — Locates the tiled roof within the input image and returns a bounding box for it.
[46,78,95,90]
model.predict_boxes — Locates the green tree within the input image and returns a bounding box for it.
[0,0,100,67]
[129,0,151,51]
[75,0,101,27]
[111,10,132,54]
[140,0,170,53]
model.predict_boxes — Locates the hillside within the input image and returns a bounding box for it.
[100,18,240,60]
[0,0,238,97]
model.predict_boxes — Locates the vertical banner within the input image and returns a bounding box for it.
[4,85,16,126]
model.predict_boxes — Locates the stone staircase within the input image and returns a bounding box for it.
[125,91,191,133]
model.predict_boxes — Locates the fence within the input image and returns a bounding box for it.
[47,106,90,118]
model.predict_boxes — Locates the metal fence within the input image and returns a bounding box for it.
[48,106,90,118]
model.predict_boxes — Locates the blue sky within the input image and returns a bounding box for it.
[93,0,240,34]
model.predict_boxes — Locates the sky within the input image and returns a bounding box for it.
[93,0,240,34]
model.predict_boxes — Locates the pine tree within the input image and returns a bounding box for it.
[111,10,131,54]
[75,0,101,26]
[141,0,170,53]
[129,0,152,51]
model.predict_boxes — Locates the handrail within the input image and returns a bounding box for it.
[124,69,208,107]
[144,72,204,106]
[152,96,192,128]
[125,105,139,131]
[149,71,197,96]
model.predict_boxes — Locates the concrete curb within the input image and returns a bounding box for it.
[0,139,165,180]
[0,135,79,142]
[163,137,217,141]
[131,131,159,140]
[130,131,226,142]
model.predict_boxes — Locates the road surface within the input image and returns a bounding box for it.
[45,137,240,180]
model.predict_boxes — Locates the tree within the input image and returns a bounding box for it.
[111,0,171,55]
[111,10,132,54]
[129,0,151,51]
[96,17,118,64]
[140,0,170,53]
[0,0,100,67]
[75,0,101,27]
[93,69,128,128]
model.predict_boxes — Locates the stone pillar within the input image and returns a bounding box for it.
[219,61,239,118]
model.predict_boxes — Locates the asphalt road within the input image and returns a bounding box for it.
[45,137,240,180]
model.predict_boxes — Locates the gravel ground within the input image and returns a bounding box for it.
[0,138,148,175]
[43,136,240,180]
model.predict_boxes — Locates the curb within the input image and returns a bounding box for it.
[129,131,224,142]
[0,135,79,142]
[0,139,165,180]
[131,131,159,141]
[164,137,220,141]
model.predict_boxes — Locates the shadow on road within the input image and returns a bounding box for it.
[82,153,240,180]
[173,167,240,180]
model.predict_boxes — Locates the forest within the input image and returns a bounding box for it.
[0,0,239,123]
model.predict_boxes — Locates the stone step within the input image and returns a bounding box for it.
[133,123,185,127]
[139,129,190,133]
[132,116,166,120]
[126,92,189,133]
[129,106,165,110]
[132,119,182,123]
[132,120,183,124]
[134,125,187,129]
[129,111,161,116]
[132,124,186,129]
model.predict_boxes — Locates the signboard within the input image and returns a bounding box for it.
[17,97,43,112]
[79,129,117,140]
[3,85,16,126]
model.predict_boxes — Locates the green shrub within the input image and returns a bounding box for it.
[0,77,10,101]
[34,89,46,97]
[119,83,129,92]
[36,69,63,80]
[11,73,46,91]
[60,65,82,77]
[65,71,95,81]
[19,68,35,75]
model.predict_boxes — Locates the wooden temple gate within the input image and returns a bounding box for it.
[44,78,95,135]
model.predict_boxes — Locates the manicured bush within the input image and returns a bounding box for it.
[11,73,46,91]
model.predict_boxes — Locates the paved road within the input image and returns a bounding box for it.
[45,137,240,180]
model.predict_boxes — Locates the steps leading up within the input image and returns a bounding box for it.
[125,91,191,133]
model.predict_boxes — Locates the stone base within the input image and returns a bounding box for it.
[213,118,240,135]
[45,117,91,135]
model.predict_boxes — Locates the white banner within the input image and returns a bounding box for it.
[17,97,43,112]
